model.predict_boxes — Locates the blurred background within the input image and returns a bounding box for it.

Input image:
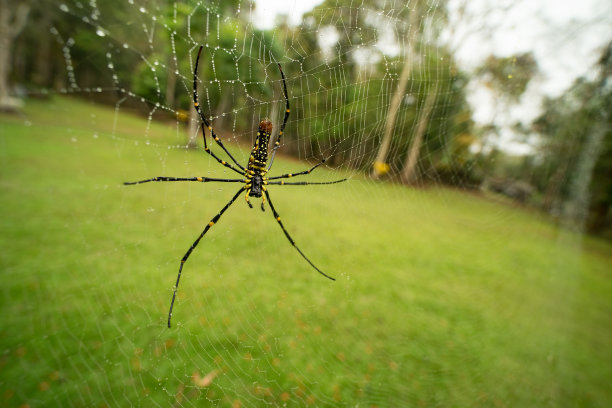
[1,0,610,406]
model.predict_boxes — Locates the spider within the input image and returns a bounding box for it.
[124,46,347,327]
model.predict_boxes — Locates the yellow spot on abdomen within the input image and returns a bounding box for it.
[197,177,203,182]
[208,221,215,227]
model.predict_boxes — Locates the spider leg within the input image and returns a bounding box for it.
[266,159,326,181]
[124,176,245,185]
[193,45,245,173]
[196,121,245,175]
[267,63,290,172]
[167,186,245,328]
[263,189,335,281]
[266,179,347,186]
[244,188,254,208]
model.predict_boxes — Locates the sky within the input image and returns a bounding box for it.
[445,0,612,153]
[251,0,325,28]
[446,0,612,111]
[250,0,612,154]
[251,0,612,96]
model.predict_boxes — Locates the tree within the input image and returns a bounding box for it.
[0,0,30,111]
[479,52,537,103]
[533,41,612,236]
[366,0,478,185]
[400,83,438,183]
[291,0,477,185]
[372,1,421,178]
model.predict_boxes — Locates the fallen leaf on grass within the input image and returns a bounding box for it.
[192,370,219,388]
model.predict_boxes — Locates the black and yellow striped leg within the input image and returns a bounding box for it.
[261,188,267,212]
[167,186,245,327]
[263,190,335,281]
[277,63,290,141]
[267,179,347,186]
[244,188,253,208]
[267,63,290,171]
[266,160,327,181]
[124,176,244,185]
[197,122,245,175]
[193,45,245,172]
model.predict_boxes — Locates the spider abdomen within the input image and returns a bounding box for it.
[246,120,273,199]
[248,120,273,171]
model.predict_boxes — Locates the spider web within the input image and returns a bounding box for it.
[3,0,612,406]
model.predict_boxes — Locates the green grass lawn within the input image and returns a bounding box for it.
[1,96,611,407]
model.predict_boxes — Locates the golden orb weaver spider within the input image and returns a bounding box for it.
[124,46,347,327]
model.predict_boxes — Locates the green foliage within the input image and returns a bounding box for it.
[277,0,473,179]
[481,52,538,102]
[376,46,477,183]
[131,54,167,102]
[15,0,472,186]
[1,96,611,406]
[533,42,612,236]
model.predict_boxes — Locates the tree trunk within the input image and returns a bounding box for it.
[561,104,608,233]
[542,159,570,211]
[371,2,420,178]
[400,84,438,184]
[0,0,30,111]
[33,29,52,87]
[0,33,12,108]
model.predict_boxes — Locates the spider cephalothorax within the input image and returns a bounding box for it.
[125,45,347,327]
